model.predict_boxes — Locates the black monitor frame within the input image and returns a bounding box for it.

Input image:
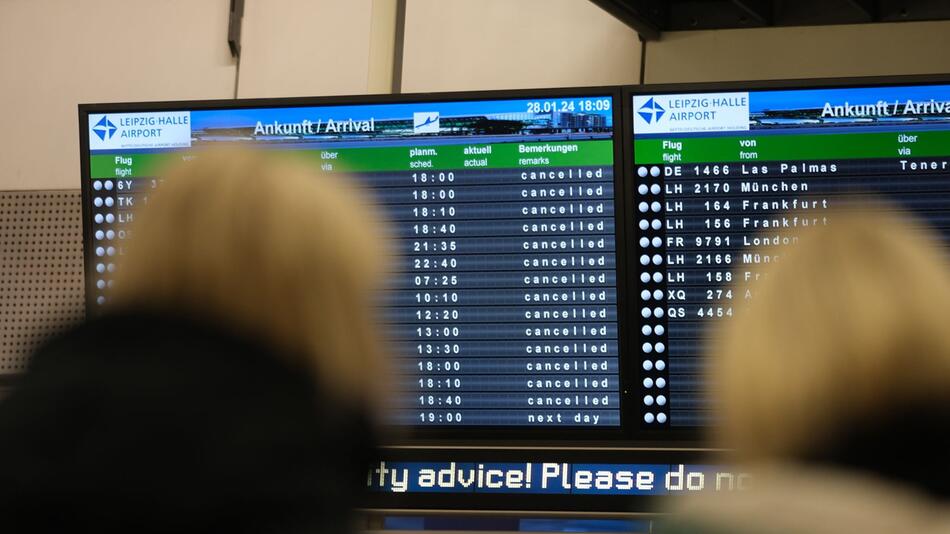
[76,73,950,514]
[78,86,643,445]
[621,72,950,445]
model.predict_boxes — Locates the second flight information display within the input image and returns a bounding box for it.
[83,93,623,428]
[629,82,950,428]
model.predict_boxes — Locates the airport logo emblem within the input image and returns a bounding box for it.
[638,97,665,124]
[413,112,440,134]
[633,92,750,134]
[92,116,118,141]
[88,111,192,150]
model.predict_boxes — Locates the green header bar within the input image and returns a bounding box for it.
[634,130,950,165]
[89,140,613,179]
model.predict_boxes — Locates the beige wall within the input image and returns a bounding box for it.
[645,20,950,83]
[237,0,379,98]
[401,0,642,93]
[0,0,237,191]
[401,4,950,90]
[0,0,390,191]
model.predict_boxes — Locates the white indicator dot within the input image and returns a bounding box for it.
[657,395,667,406]
[651,201,662,212]
[656,377,667,388]
[656,342,666,354]
[642,360,654,371]
[95,230,104,240]
[95,263,105,273]
[639,254,650,266]
[657,412,668,424]
[637,184,648,195]
[652,272,663,283]
[93,197,103,207]
[655,360,666,371]
[96,279,106,290]
[639,220,649,231]
[641,325,653,336]
[655,325,665,336]
[654,307,665,318]
[652,254,663,265]
[93,181,102,191]
[105,197,115,207]
[651,219,662,230]
[106,230,115,239]
[652,236,662,247]
[640,290,651,301]
[104,181,114,191]
[645,412,656,423]
[96,296,106,305]
[641,308,653,318]
[106,247,116,256]
[106,214,115,223]
[638,202,649,213]
[640,272,650,283]
[107,263,116,273]
[643,377,654,388]
[95,247,105,257]
[642,342,653,353]
[650,184,661,195]
[637,167,648,178]
[650,166,661,177]
[652,289,663,300]
[94,214,104,224]
[644,395,655,406]
[639,237,650,248]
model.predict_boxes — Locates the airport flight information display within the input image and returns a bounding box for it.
[629,82,950,427]
[82,93,623,428]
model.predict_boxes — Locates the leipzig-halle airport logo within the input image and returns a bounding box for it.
[413,112,440,134]
[92,116,118,141]
[638,97,665,124]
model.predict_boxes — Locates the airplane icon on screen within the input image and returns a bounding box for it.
[413,112,440,133]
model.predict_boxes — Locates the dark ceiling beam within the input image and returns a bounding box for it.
[730,0,772,26]
[844,0,878,21]
[589,0,662,41]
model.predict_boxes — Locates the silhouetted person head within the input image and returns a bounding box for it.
[710,204,950,497]
[113,148,391,412]
[0,148,391,533]
[657,205,950,534]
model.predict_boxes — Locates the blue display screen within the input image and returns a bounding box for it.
[83,92,622,430]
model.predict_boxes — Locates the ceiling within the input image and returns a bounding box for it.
[589,0,950,40]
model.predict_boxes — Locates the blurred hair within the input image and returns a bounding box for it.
[711,203,950,461]
[111,147,390,411]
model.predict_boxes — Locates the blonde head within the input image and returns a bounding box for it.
[111,148,390,411]
[711,205,950,461]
